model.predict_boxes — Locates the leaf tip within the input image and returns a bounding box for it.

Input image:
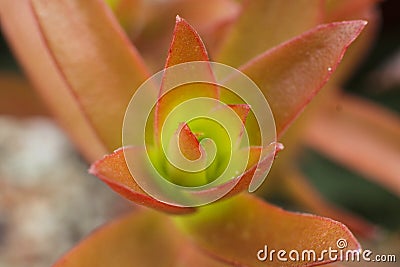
[275,142,284,153]
[175,14,183,23]
[343,19,369,35]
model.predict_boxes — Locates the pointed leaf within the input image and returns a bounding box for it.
[217,0,323,67]
[165,15,211,67]
[0,0,107,161]
[175,194,361,267]
[31,0,150,152]
[155,17,218,139]
[91,144,280,210]
[228,104,251,124]
[178,123,202,161]
[53,209,229,267]
[240,20,367,138]
[165,123,208,187]
[89,147,195,214]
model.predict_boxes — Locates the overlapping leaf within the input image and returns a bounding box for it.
[154,16,219,139]
[0,0,107,161]
[240,20,367,137]
[88,17,220,212]
[175,193,361,267]
[30,0,150,152]
[89,148,194,214]
[52,209,230,267]
[0,2,376,267]
[90,17,367,212]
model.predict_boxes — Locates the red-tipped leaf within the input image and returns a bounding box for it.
[89,148,195,214]
[240,20,367,138]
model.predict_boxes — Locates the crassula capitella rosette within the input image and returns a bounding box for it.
[113,16,282,207]
[0,0,376,266]
[88,15,367,215]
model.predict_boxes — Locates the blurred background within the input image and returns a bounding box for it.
[0,0,399,266]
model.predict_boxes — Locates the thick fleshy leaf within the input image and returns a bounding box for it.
[176,193,360,267]
[155,17,218,139]
[30,0,150,152]
[165,16,212,67]
[177,123,202,161]
[91,144,279,210]
[0,0,107,161]
[240,20,367,138]
[303,95,400,197]
[217,0,323,67]
[165,123,209,187]
[175,145,277,204]
[175,244,232,267]
[282,169,377,238]
[223,145,282,197]
[228,104,251,124]
[53,210,178,267]
[53,209,230,267]
[89,147,195,214]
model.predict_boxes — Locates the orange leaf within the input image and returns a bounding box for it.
[177,123,202,161]
[228,103,251,124]
[53,209,229,267]
[0,0,107,161]
[30,0,150,152]
[154,17,219,139]
[91,144,280,210]
[177,144,281,202]
[240,20,367,138]
[217,0,323,67]
[175,193,361,267]
[89,147,195,214]
[165,15,211,67]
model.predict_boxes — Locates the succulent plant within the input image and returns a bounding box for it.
[2,0,399,266]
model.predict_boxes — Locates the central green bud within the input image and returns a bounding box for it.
[145,87,251,188]
[122,61,276,206]
[164,118,231,187]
